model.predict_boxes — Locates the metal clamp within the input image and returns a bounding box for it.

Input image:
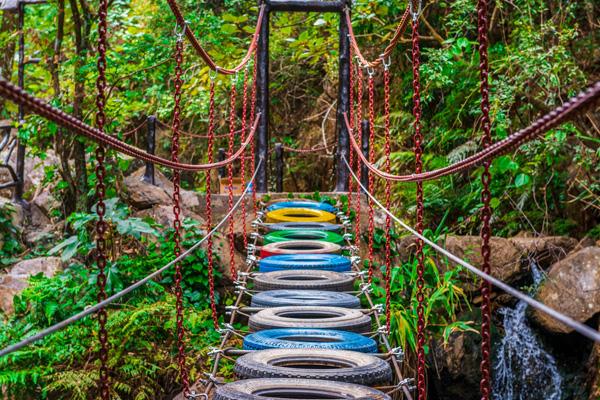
[398,377,416,390]
[409,0,423,21]
[207,347,224,357]
[246,255,258,266]
[186,391,208,400]
[377,325,389,335]
[350,255,361,265]
[371,303,384,313]
[380,54,392,70]
[249,232,261,241]
[359,282,373,294]
[389,346,405,362]
[174,20,188,40]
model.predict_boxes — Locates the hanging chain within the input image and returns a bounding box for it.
[477,0,492,397]
[347,48,355,219]
[227,77,238,282]
[354,65,364,248]
[366,71,376,285]
[206,78,219,330]
[250,51,258,217]
[240,66,250,250]
[170,29,190,396]
[382,57,393,333]
[412,13,427,400]
[95,0,110,396]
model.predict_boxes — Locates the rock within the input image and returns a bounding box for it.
[0,256,62,313]
[134,204,205,229]
[531,247,600,334]
[123,171,171,209]
[32,188,60,219]
[443,236,526,288]
[509,236,578,268]
[0,148,59,199]
[429,329,481,400]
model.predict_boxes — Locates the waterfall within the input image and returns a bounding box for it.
[492,263,562,400]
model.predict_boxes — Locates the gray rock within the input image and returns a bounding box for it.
[531,246,600,334]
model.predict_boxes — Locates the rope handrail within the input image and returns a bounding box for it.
[166,1,265,75]
[342,156,600,343]
[344,7,411,69]
[0,158,263,359]
[346,80,600,182]
[0,77,260,171]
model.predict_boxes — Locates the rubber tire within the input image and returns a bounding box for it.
[265,208,336,224]
[253,270,355,292]
[249,306,372,333]
[266,201,338,214]
[258,254,351,273]
[260,240,341,258]
[234,348,392,385]
[266,222,343,232]
[214,378,391,400]
[263,229,345,246]
[251,290,360,308]
[242,328,378,353]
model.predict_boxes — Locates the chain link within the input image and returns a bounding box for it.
[477,0,492,398]
[412,16,427,400]
[170,33,190,395]
[354,65,364,249]
[95,0,110,395]
[240,65,250,251]
[383,65,393,333]
[250,51,258,217]
[206,79,219,330]
[227,79,238,282]
[367,73,376,285]
[347,47,355,220]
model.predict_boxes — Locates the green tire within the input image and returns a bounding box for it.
[263,229,345,246]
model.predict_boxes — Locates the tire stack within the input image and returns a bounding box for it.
[214,200,395,400]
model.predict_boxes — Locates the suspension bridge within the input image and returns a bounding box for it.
[0,0,599,399]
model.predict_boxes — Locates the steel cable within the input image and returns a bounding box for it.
[342,156,600,343]
[0,158,264,359]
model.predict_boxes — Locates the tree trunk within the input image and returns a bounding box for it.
[0,11,18,114]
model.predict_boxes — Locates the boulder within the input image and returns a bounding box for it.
[32,188,60,219]
[0,256,63,313]
[443,236,526,288]
[509,236,578,268]
[134,204,205,229]
[531,246,600,334]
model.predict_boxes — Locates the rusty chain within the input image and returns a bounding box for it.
[170,29,191,396]
[240,65,250,251]
[347,46,355,220]
[227,77,238,282]
[250,51,258,217]
[382,60,393,333]
[476,0,492,397]
[411,12,427,400]
[354,65,364,249]
[367,72,376,284]
[95,0,110,395]
[206,78,219,330]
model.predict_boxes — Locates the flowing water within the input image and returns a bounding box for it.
[492,264,562,400]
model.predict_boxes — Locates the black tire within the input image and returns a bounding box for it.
[253,270,355,292]
[234,348,392,385]
[214,378,391,400]
[251,290,360,308]
[266,222,343,232]
[249,306,372,333]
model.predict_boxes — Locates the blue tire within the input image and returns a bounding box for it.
[258,254,351,272]
[266,201,338,214]
[265,222,343,233]
[243,328,378,353]
[251,290,360,308]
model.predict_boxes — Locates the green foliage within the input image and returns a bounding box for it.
[0,202,23,266]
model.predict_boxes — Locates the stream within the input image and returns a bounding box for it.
[492,263,563,400]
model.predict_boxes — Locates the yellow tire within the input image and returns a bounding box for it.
[265,207,336,224]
